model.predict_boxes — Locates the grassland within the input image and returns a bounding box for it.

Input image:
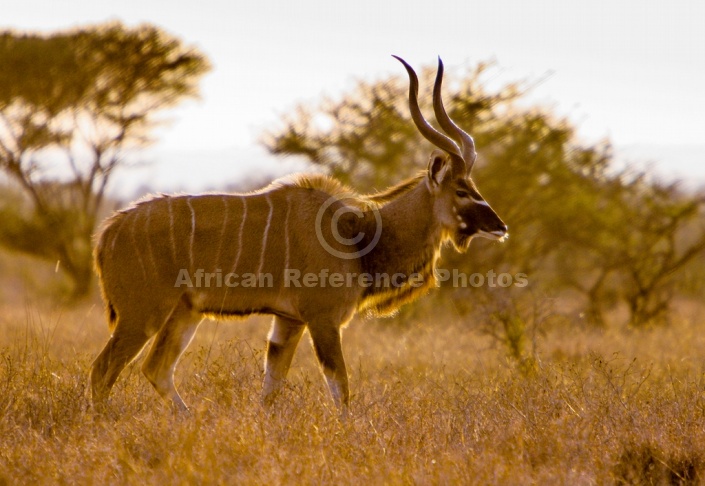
[1,292,705,484]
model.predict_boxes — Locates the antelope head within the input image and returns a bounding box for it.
[394,56,508,251]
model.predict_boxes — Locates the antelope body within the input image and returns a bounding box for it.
[91,57,508,411]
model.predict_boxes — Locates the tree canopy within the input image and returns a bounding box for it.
[0,22,210,298]
[263,61,705,326]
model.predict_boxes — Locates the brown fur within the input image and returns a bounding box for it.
[90,59,508,412]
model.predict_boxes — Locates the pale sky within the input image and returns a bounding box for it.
[4,0,705,191]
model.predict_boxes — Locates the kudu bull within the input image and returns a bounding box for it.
[90,56,507,411]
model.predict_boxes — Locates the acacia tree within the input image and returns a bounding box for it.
[263,61,705,326]
[552,175,705,326]
[0,23,210,298]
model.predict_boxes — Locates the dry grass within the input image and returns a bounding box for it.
[1,295,705,484]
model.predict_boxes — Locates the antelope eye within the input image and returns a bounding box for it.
[455,190,469,198]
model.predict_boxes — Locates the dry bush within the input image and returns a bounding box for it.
[1,298,705,484]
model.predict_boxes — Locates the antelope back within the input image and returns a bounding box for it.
[94,179,370,328]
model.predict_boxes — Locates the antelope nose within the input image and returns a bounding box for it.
[492,224,508,239]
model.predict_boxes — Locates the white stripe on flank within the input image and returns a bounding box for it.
[167,197,177,264]
[110,213,128,252]
[214,196,229,271]
[130,211,148,279]
[187,197,196,272]
[284,194,291,273]
[144,204,158,273]
[257,193,274,277]
[231,197,248,273]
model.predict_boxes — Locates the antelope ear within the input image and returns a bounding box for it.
[427,150,450,187]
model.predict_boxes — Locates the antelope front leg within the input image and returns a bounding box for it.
[263,316,305,405]
[308,322,349,409]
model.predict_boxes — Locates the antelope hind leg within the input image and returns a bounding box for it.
[142,299,202,412]
[91,319,154,408]
[308,322,349,409]
[262,316,305,405]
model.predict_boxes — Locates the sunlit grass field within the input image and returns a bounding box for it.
[1,288,704,485]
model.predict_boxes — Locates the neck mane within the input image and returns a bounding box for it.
[277,172,446,317]
[359,176,445,316]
